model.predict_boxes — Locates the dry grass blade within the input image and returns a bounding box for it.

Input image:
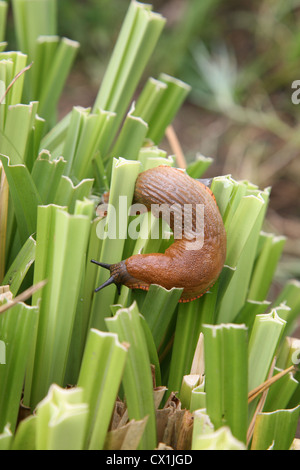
[0,62,33,104]
[247,358,276,445]
[165,125,187,169]
[248,364,295,404]
[0,161,9,282]
[104,417,148,450]
[0,285,10,295]
[190,332,205,376]
[176,410,193,450]
[0,279,47,314]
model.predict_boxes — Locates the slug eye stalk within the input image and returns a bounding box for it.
[91,259,121,295]
[91,260,111,270]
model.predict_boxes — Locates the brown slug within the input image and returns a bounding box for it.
[92,165,227,302]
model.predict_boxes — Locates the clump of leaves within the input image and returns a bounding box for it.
[0,0,299,451]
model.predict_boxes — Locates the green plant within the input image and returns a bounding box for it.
[0,0,300,451]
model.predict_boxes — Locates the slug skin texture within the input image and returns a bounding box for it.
[93,166,227,302]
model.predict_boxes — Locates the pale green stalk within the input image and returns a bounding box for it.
[0,2,8,43]
[192,409,214,447]
[272,280,300,335]
[138,313,161,386]
[202,323,248,443]
[248,309,287,392]
[145,73,191,144]
[92,150,109,192]
[138,146,173,169]
[210,174,237,218]
[11,1,76,126]
[90,158,141,330]
[0,51,27,109]
[0,425,12,450]
[0,101,38,165]
[11,415,37,450]
[110,103,148,161]
[207,177,265,323]
[64,199,96,385]
[39,110,71,156]
[12,0,57,60]
[2,235,36,295]
[277,336,300,369]
[70,108,116,180]
[133,72,192,143]
[0,161,8,281]
[37,37,79,125]
[251,406,300,450]
[215,186,270,322]
[192,426,246,450]
[190,383,206,412]
[248,309,287,419]
[0,154,42,245]
[133,76,167,124]
[0,300,38,432]
[200,283,221,325]
[41,208,90,389]
[32,35,59,99]
[93,1,166,150]
[35,385,88,451]
[0,58,12,127]
[53,176,94,213]
[105,302,157,450]
[24,205,91,409]
[234,299,271,330]
[62,106,116,181]
[269,303,291,324]
[224,192,269,270]
[12,0,57,101]
[26,114,45,171]
[62,106,90,175]
[186,154,213,178]
[167,301,203,396]
[263,367,299,412]
[1,102,43,169]
[31,151,67,204]
[248,232,286,301]
[139,284,182,349]
[180,374,200,410]
[78,329,128,450]
[76,218,103,359]
[23,205,61,407]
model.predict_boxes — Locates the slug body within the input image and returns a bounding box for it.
[93,166,227,302]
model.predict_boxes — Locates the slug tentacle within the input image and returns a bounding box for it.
[91,260,120,293]
[92,166,227,302]
[91,260,112,271]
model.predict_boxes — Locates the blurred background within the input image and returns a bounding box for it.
[6,0,300,289]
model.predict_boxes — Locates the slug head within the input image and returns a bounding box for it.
[91,259,135,295]
[91,259,122,294]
